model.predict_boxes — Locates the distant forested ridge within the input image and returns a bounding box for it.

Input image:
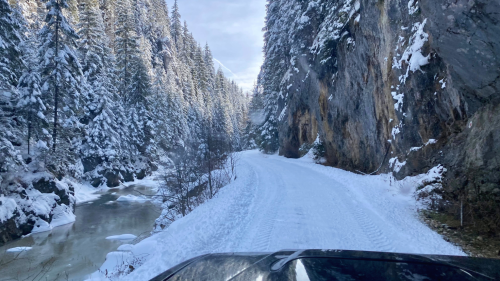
[0,0,248,245]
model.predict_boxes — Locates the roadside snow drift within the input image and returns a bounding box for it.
[91,150,463,280]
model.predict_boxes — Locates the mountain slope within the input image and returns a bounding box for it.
[93,150,463,280]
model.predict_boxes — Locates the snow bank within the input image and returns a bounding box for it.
[106,234,137,240]
[67,178,101,203]
[4,175,78,235]
[31,204,76,234]
[117,244,134,251]
[88,240,156,279]
[50,204,76,228]
[0,195,17,222]
[122,176,159,191]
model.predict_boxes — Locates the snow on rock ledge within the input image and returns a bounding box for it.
[0,173,76,246]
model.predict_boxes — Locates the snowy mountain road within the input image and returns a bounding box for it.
[94,150,464,281]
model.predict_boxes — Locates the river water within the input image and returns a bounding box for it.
[0,185,160,281]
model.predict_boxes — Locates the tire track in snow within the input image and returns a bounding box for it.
[351,206,395,252]
[272,156,395,252]
[211,160,259,253]
[249,157,287,252]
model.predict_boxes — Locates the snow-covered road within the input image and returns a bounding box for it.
[92,150,464,280]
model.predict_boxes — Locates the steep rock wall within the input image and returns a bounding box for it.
[272,0,499,194]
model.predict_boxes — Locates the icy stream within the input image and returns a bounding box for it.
[0,185,159,281]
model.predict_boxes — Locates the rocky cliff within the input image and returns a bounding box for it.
[258,0,499,225]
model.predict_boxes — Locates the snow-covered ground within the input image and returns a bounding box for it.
[89,150,464,280]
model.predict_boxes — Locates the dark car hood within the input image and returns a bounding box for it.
[150,249,500,281]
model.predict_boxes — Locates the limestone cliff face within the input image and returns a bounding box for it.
[272,0,499,193]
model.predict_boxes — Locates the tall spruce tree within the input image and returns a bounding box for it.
[17,26,48,155]
[170,0,183,53]
[0,0,23,90]
[38,0,84,153]
[0,0,25,179]
[114,0,138,100]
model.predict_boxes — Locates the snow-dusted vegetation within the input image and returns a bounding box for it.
[0,0,248,244]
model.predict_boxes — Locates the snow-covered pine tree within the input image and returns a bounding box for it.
[202,43,216,120]
[170,0,183,53]
[127,36,154,157]
[164,61,187,148]
[256,0,291,153]
[77,0,108,84]
[0,0,26,182]
[150,57,171,152]
[146,0,171,71]
[98,0,116,49]
[0,0,24,90]
[77,0,124,185]
[38,0,84,163]
[194,44,208,96]
[114,0,138,100]
[17,21,49,155]
[82,68,121,186]
[211,68,232,153]
[245,81,265,149]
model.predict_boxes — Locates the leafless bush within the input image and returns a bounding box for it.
[154,151,239,230]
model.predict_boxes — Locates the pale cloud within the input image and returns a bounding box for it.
[165,0,266,92]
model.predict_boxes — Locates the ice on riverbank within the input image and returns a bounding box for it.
[68,178,101,204]
[122,176,160,192]
[106,234,137,240]
[116,195,150,203]
[6,247,32,252]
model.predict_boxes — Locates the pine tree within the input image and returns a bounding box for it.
[245,81,265,148]
[114,0,139,99]
[170,0,183,52]
[1,0,249,191]
[257,0,290,153]
[17,25,48,155]
[38,0,84,152]
[0,0,24,90]
[77,0,124,183]
[150,57,171,151]
[82,69,120,185]
[77,0,108,83]
[0,0,26,180]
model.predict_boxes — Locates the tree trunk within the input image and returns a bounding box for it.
[52,2,60,152]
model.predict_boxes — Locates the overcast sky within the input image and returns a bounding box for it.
[165,0,267,92]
